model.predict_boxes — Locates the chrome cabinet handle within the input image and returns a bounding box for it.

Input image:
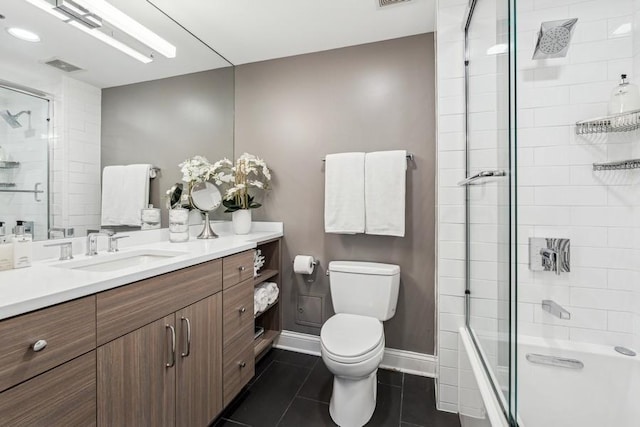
[32,339,47,352]
[239,361,246,368]
[238,266,246,272]
[166,325,176,368]
[181,317,191,358]
[239,306,246,314]
[457,170,506,186]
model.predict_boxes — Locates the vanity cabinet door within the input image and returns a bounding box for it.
[0,351,96,427]
[176,294,223,427]
[97,315,176,427]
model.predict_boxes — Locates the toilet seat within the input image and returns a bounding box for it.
[321,313,384,364]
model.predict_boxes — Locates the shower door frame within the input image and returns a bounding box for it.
[0,81,54,239]
[462,0,519,425]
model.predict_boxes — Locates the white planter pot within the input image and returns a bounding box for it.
[232,209,252,234]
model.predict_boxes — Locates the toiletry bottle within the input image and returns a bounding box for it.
[0,221,13,271]
[13,220,33,269]
[608,74,640,114]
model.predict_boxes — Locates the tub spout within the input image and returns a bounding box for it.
[542,300,571,320]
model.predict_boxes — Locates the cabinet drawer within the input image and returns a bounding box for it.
[97,259,222,345]
[0,351,96,427]
[223,340,254,407]
[222,250,254,289]
[223,279,254,346]
[0,296,96,393]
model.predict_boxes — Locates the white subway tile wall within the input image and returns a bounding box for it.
[51,76,101,238]
[437,0,640,412]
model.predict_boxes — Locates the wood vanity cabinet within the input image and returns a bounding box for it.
[0,246,276,427]
[96,259,224,427]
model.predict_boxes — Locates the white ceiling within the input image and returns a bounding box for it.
[150,0,436,65]
[0,0,435,89]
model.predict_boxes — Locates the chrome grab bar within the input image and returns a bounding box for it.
[457,170,506,186]
[526,353,584,369]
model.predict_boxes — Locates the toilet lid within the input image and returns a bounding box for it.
[321,313,383,359]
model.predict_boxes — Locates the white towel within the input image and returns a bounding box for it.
[255,287,269,312]
[324,152,365,234]
[264,282,279,304]
[101,164,151,226]
[365,150,407,237]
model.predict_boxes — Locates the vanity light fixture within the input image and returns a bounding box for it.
[68,21,152,64]
[72,0,176,58]
[23,0,175,64]
[7,27,41,43]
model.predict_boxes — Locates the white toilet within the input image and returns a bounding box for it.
[320,261,400,427]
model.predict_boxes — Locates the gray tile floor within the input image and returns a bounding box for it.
[213,349,461,427]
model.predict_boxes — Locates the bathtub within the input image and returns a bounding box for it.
[518,335,640,427]
[458,328,640,427]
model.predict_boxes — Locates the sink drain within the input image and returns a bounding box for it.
[615,346,636,356]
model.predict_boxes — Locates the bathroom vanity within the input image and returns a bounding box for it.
[0,224,282,426]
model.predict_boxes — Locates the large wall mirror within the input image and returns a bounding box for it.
[0,0,234,241]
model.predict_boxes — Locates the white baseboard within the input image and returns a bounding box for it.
[274,330,437,378]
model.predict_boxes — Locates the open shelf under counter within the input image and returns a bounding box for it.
[254,329,280,358]
[253,269,278,287]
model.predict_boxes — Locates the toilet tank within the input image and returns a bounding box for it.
[328,261,400,321]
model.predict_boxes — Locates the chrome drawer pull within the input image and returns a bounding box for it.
[166,325,176,368]
[239,361,246,368]
[181,317,191,358]
[238,266,246,272]
[32,339,47,352]
[239,307,246,314]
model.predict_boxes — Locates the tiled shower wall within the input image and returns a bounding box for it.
[515,0,639,349]
[51,76,101,238]
[436,0,640,411]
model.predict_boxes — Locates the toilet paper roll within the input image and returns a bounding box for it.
[293,255,315,275]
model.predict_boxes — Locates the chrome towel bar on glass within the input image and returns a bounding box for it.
[457,170,506,186]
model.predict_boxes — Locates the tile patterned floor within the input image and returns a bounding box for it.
[213,349,461,427]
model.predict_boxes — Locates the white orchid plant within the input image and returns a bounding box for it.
[178,153,271,213]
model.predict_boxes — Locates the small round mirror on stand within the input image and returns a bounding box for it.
[189,181,222,239]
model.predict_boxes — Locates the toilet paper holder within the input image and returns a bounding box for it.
[292,258,319,267]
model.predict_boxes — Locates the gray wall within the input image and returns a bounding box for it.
[101,68,235,224]
[235,34,436,354]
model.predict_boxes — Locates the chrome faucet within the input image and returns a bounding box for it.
[86,230,114,256]
[542,300,571,320]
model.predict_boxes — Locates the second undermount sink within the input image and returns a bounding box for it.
[55,249,188,273]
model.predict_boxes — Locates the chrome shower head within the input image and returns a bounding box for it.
[0,110,30,129]
[532,18,578,59]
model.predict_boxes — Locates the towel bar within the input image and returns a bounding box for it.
[321,153,414,162]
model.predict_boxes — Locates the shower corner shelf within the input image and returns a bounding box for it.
[0,161,20,169]
[575,109,640,134]
[593,159,640,171]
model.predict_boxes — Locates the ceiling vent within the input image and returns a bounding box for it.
[45,59,84,73]
[379,0,412,6]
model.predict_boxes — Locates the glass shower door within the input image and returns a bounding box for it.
[0,86,50,240]
[463,0,516,422]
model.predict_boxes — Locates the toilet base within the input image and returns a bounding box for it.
[329,369,377,427]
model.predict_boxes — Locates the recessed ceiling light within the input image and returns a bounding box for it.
[7,27,41,42]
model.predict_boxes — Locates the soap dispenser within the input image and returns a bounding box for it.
[608,74,640,114]
[13,220,32,269]
[0,221,12,271]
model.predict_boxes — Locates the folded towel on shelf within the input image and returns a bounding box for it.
[255,287,269,313]
[365,150,407,237]
[324,152,366,234]
[264,282,279,304]
[101,164,151,226]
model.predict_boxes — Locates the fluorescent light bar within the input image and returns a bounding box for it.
[73,0,176,58]
[55,0,102,29]
[68,21,152,63]
[24,0,69,21]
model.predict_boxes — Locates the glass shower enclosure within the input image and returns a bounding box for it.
[462,0,517,424]
[0,85,50,240]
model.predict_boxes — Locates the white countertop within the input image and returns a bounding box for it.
[0,221,283,321]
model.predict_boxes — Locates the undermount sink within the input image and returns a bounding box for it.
[55,249,187,273]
